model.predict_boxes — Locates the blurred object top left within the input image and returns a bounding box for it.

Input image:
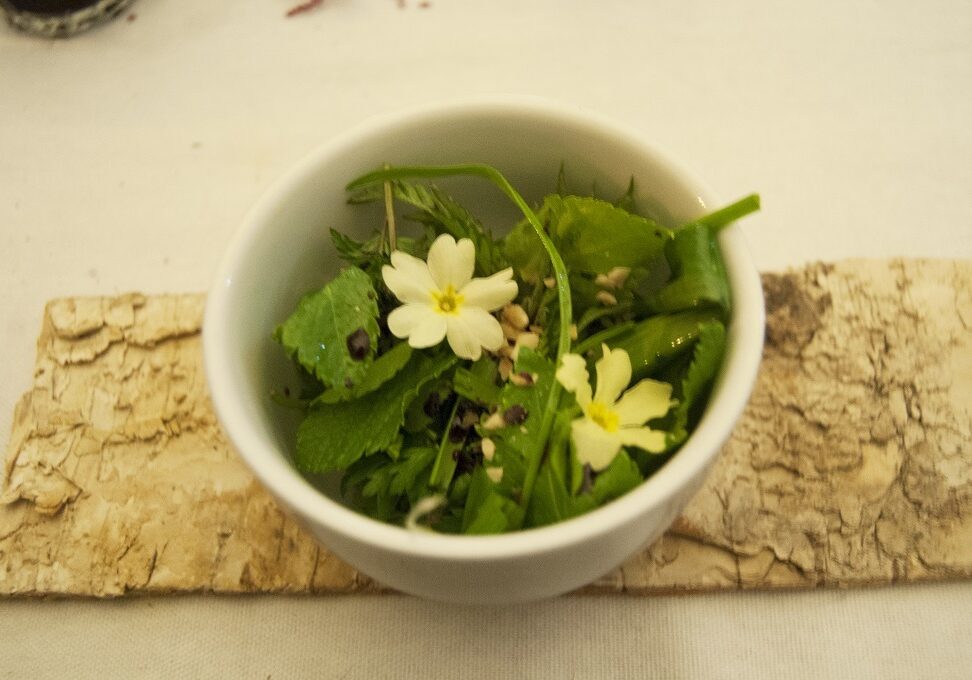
[1,0,135,38]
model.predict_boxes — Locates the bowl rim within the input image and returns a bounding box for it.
[203,94,765,562]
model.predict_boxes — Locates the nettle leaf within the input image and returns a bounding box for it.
[349,180,508,276]
[275,267,380,390]
[315,342,413,405]
[295,352,456,473]
[330,228,383,269]
[643,223,730,317]
[665,321,727,449]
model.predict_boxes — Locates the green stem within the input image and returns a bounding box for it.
[428,398,462,491]
[348,164,572,513]
[685,193,760,233]
[571,321,636,356]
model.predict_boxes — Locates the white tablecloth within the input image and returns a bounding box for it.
[2,1,970,677]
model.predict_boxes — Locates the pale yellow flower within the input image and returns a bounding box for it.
[556,345,673,470]
[382,234,518,360]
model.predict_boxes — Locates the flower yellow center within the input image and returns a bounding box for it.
[431,285,464,315]
[587,401,619,432]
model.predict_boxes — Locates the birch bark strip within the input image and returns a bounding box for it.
[1,259,970,597]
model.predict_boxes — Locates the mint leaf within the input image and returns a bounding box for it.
[275,267,380,390]
[314,342,413,405]
[295,352,456,473]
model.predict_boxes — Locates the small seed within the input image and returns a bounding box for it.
[486,467,504,483]
[481,437,496,461]
[607,266,631,288]
[509,372,534,387]
[543,277,556,289]
[595,290,618,306]
[483,411,506,430]
[501,303,529,330]
[501,321,519,341]
[594,273,613,288]
[498,358,513,381]
[569,324,578,340]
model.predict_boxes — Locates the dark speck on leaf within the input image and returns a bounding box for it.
[581,464,594,494]
[423,392,441,418]
[453,445,483,475]
[344,377,354,389]
[346,328,370,360]
[449,417,468,443]
[503,404,528,425]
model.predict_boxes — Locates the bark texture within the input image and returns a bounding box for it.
[2,259,970,597]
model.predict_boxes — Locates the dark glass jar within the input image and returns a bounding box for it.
[0,0,135,38]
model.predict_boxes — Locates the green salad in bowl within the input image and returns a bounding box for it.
[273,162,759,535]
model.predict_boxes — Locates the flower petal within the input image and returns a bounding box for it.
[459,268,518,311]
[383,252,437,304]
[556,354,592,408]
[593,344,632,405]
[614,379,673,426]
[571,418,621,471]
[617,426,667,453]
[387,304,447,348]
[427,234,475,291]
[445,307,503,360]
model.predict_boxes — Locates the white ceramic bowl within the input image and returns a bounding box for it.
[204,97,764,604]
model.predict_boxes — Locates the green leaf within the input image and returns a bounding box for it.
[523,195,669,274]
[295,351,456,473]
[643,223,730,317]
[526,459,598,528]
[503,201,555,284]
[666,321,727,448]
[275,267,380,390]
[461,467,522,534]
[330,228,382,269]
[608,310,720,381]
[341,446,437,522]
[453,357,502,407]
[314,342,413,404]
[525,411,596,527]
[590,450,643,504]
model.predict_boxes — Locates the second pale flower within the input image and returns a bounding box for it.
[382,234,518,360]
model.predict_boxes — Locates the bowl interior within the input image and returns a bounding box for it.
[205,100,763,556]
